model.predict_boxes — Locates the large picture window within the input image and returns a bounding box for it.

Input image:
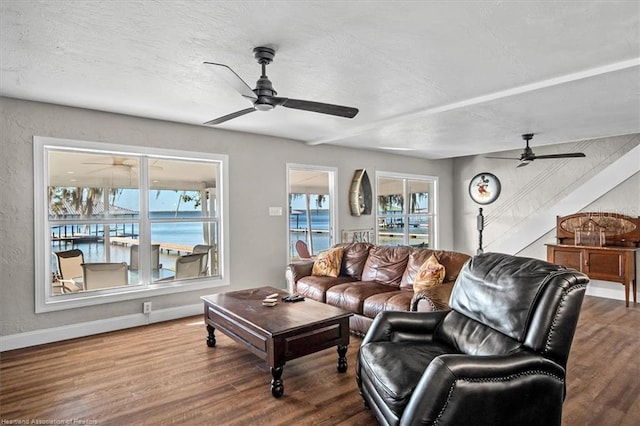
[35,137,229,312]
[376,173,438,248]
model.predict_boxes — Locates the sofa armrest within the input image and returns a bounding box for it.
[287,260,314,280]
[285,261,314,293]
[410,281,455,312]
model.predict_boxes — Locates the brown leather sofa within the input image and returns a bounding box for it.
[286,242,471,336]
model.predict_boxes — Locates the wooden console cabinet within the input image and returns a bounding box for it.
[546,212,639,308]
[546,244,637,307]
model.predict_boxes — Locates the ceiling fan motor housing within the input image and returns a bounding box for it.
[253,47,277,110]
[253,46,275,64]
[254,76,277,110]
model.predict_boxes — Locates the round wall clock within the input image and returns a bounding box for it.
[469,172,501,205]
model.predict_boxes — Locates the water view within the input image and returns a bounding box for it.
[290,209,331,256]
[51,211,211,271]
[289,209,431,255]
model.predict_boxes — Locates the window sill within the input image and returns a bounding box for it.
[36,277,229,313]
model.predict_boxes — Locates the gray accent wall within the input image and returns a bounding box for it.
[0,97,454,337]
[1,96,637,345]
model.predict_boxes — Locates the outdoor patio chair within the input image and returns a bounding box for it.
[54,249,85,292]
[129,244,162,270]
[192,244,213,275]
[82,262,128,290]
[295,240,313,259]
[175,253,207,280]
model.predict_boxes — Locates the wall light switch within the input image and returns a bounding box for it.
[269,207,283,216]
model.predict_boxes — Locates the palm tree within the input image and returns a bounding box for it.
[378,192,428,214]
[409,192,428,213]
[378,194,404,213]
[172,190,201,217]
[49,186,121,218]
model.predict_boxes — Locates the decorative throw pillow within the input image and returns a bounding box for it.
[312,247,344,277]
[413,254,446,292]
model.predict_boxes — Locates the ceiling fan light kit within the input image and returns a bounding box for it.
[203,46,359,125]
[486,133,586,167]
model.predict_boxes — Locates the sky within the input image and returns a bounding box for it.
[115,189,199,212]
[114,189,329,212]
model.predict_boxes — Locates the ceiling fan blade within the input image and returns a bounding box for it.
[204,107,256,125]
[517,160,532,168]
[533,153,586,159]
[484,156,521,160]
[87,166,114,174]
[204,62,257,101]
[277,98,359,118]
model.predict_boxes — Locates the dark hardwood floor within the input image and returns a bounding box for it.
[1,295,638,425]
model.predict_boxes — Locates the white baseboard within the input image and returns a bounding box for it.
[1,283,634,352]
[0,303,202,352]
[586,280,636,302]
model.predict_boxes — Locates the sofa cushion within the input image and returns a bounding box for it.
[362,290,413,319]
[437,251,472,283]
[326,281,397,314]
[400,249,436,290]
[401,249,471,289]
[338,242,373,278]
[361,245,412,287]
[295,275,358,302]
[413,254,446,292]
[312,246,344,277]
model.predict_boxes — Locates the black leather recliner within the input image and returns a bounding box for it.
[356,252,589,426]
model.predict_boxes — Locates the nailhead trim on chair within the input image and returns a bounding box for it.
[433,370,565,425]
[543,282,587,354]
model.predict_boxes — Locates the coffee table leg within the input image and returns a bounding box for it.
[206,324,216,347]
[337,345,348,373]
[270,366,284,398]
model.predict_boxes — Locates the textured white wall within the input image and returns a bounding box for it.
[453,133,639,254]
[0,97,454,337]
[453,133,640,300]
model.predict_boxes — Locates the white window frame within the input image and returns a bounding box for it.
[34,136,230,313]
[375,171,439,248]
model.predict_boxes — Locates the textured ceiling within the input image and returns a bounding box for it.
[1,1,639,159]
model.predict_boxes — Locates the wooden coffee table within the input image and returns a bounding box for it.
[201,286,353,398]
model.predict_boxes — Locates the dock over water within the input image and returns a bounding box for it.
[110,237,193,255]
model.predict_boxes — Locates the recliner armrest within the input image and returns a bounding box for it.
[404,351,566,426]
[361,310,449,346]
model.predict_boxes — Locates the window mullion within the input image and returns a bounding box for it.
[403,179,410,244]
[138,156,151,284]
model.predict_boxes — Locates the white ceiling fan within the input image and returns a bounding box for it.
[82,157,138,174]
[82,157,163,173]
